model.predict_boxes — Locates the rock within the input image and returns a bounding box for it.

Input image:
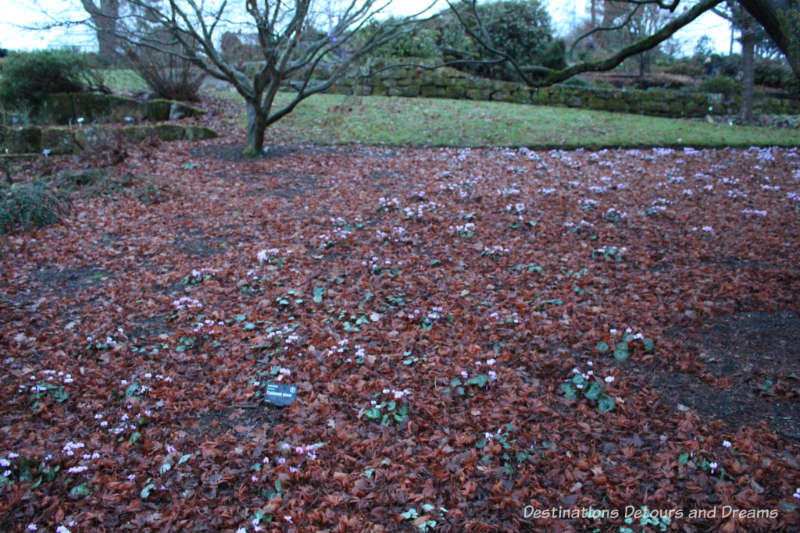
[73,125,117,151]
[169,102,206,120]
[153,124,186,141]
[145,99,173,122]
[183,126,217,140]
[0,126,42,153]
[41,127,78,154]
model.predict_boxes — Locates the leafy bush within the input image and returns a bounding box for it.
[0,49,102,109]
[124,31,205,101]
[435,0,565,81]
[754,57,795,90]
[700,76,740,99]
[365,19,442,60]
[0,180,70,234]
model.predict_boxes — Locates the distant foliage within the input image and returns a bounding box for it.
[0,49,102,109]
[364,19,441,60]
[435,0,565,82]
[754,57,796,90]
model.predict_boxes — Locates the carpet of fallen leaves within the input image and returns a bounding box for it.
[2,127,800,532]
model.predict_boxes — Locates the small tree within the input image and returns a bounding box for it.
[124,28,206,101]
[435,0,564,82]
[443,0,800,91]
[113,0,432,156]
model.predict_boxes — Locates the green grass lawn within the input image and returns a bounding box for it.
[98,69,149,93]
[253,91,800,148]
[102,68,800,148]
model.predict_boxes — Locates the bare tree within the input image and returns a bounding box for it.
[113,0,433,156]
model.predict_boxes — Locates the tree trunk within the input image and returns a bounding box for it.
[245,102,267,157]
[740,28,756,122]
[736,0,800,90]
[81,0,121,65]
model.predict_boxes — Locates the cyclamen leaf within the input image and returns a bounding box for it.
[597,394,615,413]
[613,342,629,361]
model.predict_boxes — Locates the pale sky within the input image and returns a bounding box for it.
[1,0,735,55]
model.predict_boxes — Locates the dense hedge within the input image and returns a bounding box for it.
[0,49,102,109]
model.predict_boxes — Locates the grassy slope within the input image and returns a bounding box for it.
[256,92,800,148]
[104,70,800,148]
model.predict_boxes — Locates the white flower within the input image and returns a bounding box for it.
[56,526,72,533]
[27,524,37,531]
[604,376,615,383]
[709,461,718,473]
[68,465,88,474]
[722,440,732,448]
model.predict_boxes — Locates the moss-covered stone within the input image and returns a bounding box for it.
[153,124,186,141]
[121,125,156,143]
[74,125,118,151]
[37,93,143,125]
[168,102,206,120]
[41,127,77,154]
[183,126,218,140]
[145,99,174,122]
[0,126,42,153]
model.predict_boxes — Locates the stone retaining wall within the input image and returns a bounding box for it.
[31,93,205,125]
[0,124,217,155]
[326,67,800,118]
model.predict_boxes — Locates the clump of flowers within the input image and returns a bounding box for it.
[560,363,615,413]
[364,389,411,425]
[172,296,202,310]
[257,248,281,264]
[377,197,400,211]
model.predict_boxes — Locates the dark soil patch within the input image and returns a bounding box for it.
[127,313,173,344]
[190,404,281,439]
[191,142,401,162]
[31,265,113,292]
[172,229,244,258]
[651,311,800,439]
[174,235,223,258]
[262,172,319,199]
